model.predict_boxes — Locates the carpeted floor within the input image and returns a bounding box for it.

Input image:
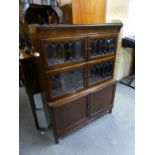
[19,83,135,155]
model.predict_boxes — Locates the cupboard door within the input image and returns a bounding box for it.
[89,84,116,117]
[41,36,86,69]
[53,96,88,135]
[88,34,117,60]
[88,59,114,86]
[47,66,85,99]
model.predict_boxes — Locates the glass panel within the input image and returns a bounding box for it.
[49,68,84,97]
[90,37,116,57]
[88,60,113,84]
[45,39,85,66]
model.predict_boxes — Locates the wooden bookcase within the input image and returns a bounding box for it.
[35,22,122,143]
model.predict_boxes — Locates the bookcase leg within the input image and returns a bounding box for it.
[55,136,59,144]
[51,108,59,144]
[52,127,59,144]
[109,109,112,113]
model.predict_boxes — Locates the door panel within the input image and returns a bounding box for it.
[88,59,114,86]
[88,34,117,60]
[47,65,86,99]
[54,96,88,135]
[90,84,115,117]
[41,36,87,70]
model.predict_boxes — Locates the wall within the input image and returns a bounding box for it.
[59,0,71,6]
[107,0,135,80]
[59,0,135,80]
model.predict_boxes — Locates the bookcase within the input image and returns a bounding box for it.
[35,22,122,143]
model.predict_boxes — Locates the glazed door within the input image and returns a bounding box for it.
[88,58,115,86]
[46,65,86,100]
[40,35,87,70]
[88,34,117,60]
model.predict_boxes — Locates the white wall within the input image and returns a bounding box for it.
[107,0,135,80]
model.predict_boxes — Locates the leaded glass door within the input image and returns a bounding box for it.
[41,36,87,70]
[88,34,117,60]
[88,58,115,86]
[46,65,86,99]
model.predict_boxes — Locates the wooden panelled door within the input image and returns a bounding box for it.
[89,84,116,117]
[53,96,88,135]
